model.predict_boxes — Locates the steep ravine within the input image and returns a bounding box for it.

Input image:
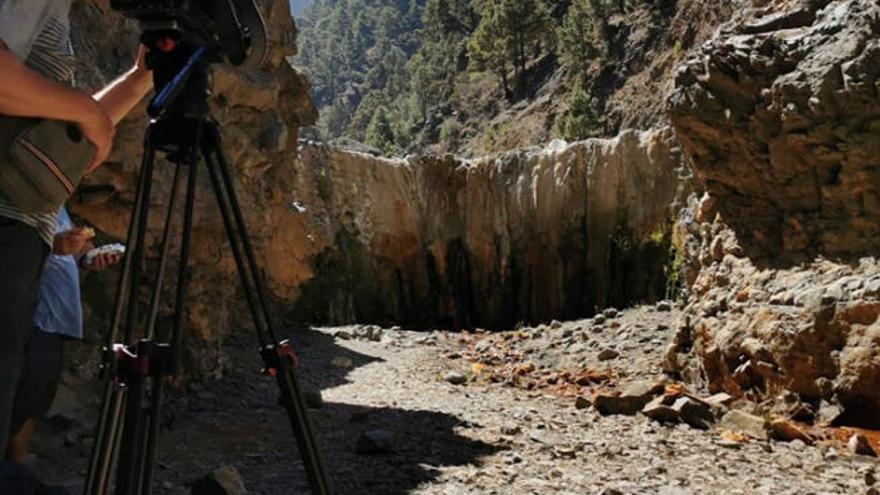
[68,2,687,379]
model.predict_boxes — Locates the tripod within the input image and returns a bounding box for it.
[83,42,331,495]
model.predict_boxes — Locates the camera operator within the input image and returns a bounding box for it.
[0,0,153,492]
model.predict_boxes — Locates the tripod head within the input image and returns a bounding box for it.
[110,0,268,68]
[113,0,269,162]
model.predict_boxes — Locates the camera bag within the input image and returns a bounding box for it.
[0,116,94,214]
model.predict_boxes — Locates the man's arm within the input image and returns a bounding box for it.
[0,42,114,169]
[93,46,153,126]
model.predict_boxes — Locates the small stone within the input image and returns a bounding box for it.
[550,320,563,329]
[656,300,673,312]
[368,326,384,341]
[672,397,714,429]
[704,392,734,410]
[603,308,618,318]
[574,396,590,410]
[642,396,679,424]
[770,418,813,444]
[594,380,664,416]
[444,371,467,385]
[500,425,521,435]
[191,466,246,495]
[355,429,395,455]
[331,356,353,369]
[593,314,607,325]
[848,433,877,457]
[333,330,353,340]
[597,349,619,361]
[817,399,844,425]
[717,410,769,440]
[865,468,877,486]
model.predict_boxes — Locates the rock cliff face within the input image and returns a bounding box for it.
[669,0,880,259]
[668,0,880,418]
[291,130,685,329]
[68,2,686,376]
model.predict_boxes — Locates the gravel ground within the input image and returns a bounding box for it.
[37,305,878,494]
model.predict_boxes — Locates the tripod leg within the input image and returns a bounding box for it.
[84,136,158,495]
[145,162,185,340]
[83,382,125,495]
[122,144,158,345]
[208,132,279,343]
[141,159,197,495]
[114,373,148,495]
[202,129,332,495]
[199,144,267,348]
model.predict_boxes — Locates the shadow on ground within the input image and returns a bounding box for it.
[36,327,503,494]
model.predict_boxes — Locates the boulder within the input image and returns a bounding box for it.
[669,0,880,414]
[670,0,880,258]
[594,381,664,416]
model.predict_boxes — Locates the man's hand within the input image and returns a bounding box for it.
[78,98,115,172]
[82,249,122,271]
[53,227,95,256]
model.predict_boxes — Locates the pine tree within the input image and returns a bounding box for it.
[468,0,553,97]
[555,82,601,141]
[365,106,396,153]
[556,0,603,80]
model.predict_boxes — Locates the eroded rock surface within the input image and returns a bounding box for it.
[668,0,880,417]
[669,0,880,258]
[673,208,880,416]
[291,130,686,329]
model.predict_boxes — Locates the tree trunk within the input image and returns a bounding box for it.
[500,69,510,99]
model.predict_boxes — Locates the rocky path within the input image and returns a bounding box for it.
[39,306,877,494]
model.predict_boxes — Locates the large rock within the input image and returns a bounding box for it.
[667,0,880,417]
[669,0,880,258]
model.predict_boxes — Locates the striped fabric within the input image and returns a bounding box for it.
[0,10,76,245]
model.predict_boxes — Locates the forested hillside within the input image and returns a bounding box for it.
[294,0,732,155]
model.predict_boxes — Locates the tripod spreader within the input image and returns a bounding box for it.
[260,340,300,378]
[109,341,176,383]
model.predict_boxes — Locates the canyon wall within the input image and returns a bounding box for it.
[290,130,685,329]
[668,0,880,417]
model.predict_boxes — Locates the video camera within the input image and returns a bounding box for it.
[109,0,267,67]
